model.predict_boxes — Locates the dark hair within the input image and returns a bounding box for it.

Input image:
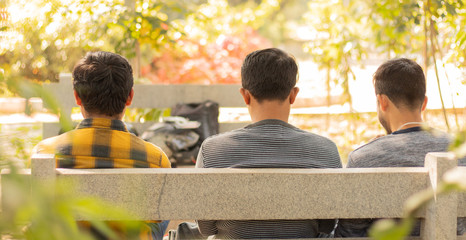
[72,51,133,117]
[374,58,426,110]
[241,48,298,102]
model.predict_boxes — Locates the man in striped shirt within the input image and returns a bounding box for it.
[195,48,342,238]
[33,51,171,239]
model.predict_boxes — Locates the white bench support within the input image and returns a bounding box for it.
[422,153,458,240]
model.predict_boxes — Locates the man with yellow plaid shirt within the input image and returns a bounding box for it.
[33,51,171,239]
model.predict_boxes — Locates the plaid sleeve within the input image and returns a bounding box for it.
[145,142,171,168]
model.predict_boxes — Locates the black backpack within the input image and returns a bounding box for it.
[171,100,219,142]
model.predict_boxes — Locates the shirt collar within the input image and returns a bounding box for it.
[76,118,128,132]
[391,126,423,135]
[245,119,299,130]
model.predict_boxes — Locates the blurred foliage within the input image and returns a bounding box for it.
[0,0,200,84]
[9,127,42,162]
[302,0,466,70]
[302,0,466,129]
[450,129,466,158]
[124,107,171,123]
[0,0,465,85]
[304,0,368,108]
[0,161,146,239]
[140,0,280,84]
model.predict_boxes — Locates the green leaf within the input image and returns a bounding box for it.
[443,168,466,190]
[449,130,466,158]
[445,3,457,16]
[369,218,414,240]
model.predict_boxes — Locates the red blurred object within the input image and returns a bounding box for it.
[141,28,272,84]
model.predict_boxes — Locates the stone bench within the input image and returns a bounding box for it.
[5,152,464,240]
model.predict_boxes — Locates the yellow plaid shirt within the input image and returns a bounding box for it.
[32,118,171,239]
[33,118,171,169]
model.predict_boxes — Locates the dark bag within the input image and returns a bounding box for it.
[171,100,219,142]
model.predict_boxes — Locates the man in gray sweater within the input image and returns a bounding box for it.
[335,58,465,237]
[195,48,342,239]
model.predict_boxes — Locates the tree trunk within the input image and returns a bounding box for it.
[326,62,331,129]
[427,0,450,130]
[125,0,141,78]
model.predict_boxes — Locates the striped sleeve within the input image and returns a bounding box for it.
[195,145,205,168]
[196,220,217,237]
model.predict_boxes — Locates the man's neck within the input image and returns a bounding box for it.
[82,110,123,121]
[249,99,290,123]
[389,111,424,132]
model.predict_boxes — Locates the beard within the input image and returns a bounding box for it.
[378,114,391,134]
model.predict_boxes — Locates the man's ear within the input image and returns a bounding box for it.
[289,87,299,104]
[421,96,428,111]
[239,88,251,105]
[126,88,134,106]
[73,90,82,106]
[377,94,389,112]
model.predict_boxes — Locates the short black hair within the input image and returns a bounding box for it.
[374,58,426,110]
[241,48,298,102]
[72,51,133,117]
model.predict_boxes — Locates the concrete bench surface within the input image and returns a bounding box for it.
[1,152,462,240]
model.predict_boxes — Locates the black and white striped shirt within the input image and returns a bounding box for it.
[195,119,342,238]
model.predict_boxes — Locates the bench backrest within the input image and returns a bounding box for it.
[20,152,466,240]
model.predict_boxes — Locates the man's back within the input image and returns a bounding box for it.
[196,119,342,239]
[347,127,464,167]
[197,119,341,169]
[335,127,466,237]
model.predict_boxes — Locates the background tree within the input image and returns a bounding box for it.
[301,0,465,130]
[0,0,197,84]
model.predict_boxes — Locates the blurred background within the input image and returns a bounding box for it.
[0,0,465,163]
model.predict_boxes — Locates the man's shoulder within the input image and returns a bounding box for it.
[201,128,245,146]
[202,124,335,145]
[33,132,72,154]
[198,121,341,169]
[353,129,449,152]
[348,130,451,167]
[302,131,337,145]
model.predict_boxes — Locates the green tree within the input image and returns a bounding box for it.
[0,0,196,85]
